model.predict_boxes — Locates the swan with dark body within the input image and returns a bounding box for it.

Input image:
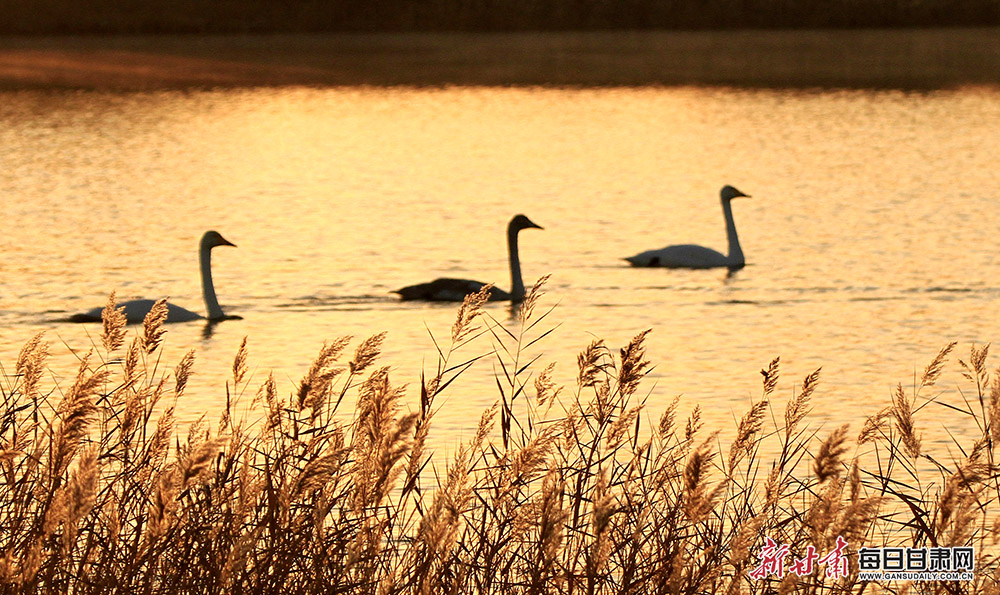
[625,185,751,269]
[395,214,543,302]
[70,231,240,323]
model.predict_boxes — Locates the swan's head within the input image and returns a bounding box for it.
[201,230,237,250]
[720,185,750,201]
[509,214,544,233]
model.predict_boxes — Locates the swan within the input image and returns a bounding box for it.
[69,230,241,323]
[625,185,751,269]
[394,214,543,302]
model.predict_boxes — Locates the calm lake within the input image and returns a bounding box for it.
[2,34,999,451]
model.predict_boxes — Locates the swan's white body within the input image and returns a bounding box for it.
[70,231,239,323]
[625,185,750,269]
[395,214,543,302]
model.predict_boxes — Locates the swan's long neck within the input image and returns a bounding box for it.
[200,243,225,320]
[508,224,525,301]
[722,198,744,266]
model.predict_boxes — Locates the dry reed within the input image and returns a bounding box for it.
[0,284,998,594]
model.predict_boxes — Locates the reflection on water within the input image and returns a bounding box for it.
[2,85,1000,451]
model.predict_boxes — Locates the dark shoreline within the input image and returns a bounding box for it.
[1,29,999,91]
[4,0,999,35]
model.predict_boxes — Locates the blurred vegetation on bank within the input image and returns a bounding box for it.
[2,0,999,35]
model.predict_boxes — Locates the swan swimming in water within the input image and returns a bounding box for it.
[625,185,751,269]
[70,230,241,323]
[394,214,543,302]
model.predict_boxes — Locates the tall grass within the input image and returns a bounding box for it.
[1,284,999,593]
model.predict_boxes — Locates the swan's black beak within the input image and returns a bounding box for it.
[511,214,543,232]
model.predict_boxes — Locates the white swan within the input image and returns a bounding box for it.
[70,231,241,323]
[625,185,751,269]
[394,214,543,302]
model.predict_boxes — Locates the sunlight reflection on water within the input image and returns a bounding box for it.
[2,85,1000,454]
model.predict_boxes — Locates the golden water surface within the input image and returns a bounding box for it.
[2,84,999,449]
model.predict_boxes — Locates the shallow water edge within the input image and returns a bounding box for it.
[2,28,999,90]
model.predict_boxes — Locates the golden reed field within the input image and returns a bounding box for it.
[2,280,999,593]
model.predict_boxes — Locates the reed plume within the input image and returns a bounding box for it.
[296,336,351,413]
[786,367,819,433]
[15,332,48,400]
[452,283,491,344]
[729,398,768,472]
[891,383,922,458]
[140,298,169,354]
[813,424,850,483]
[922,341,956,388]
[100,291,127,353]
